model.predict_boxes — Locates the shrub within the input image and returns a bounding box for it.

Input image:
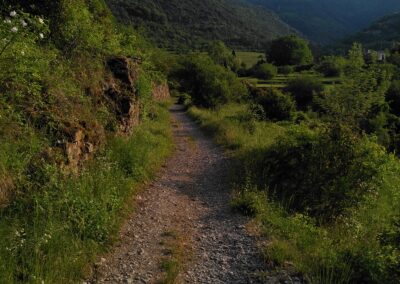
[207,41,239,71]
[255,125,387,222]
[174,54,248,108]
[278,65,293,75]
[253,63,277,80]
[316,56,346,77]
[255,89,295,121]
[285,76,324,110]
[386,80,400,117]
[267,35,313,66]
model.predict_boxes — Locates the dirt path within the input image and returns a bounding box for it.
[89,104,273,284]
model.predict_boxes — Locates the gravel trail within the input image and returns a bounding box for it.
[89,104,283,284]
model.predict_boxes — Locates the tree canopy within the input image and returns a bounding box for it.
[267,35,313,66]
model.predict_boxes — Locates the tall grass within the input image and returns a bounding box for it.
[0,104,173,283]
[189,103,400,283]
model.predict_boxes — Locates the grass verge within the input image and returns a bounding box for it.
[189,104,400,284]
[0,103,174,283]
[157,229,192,284]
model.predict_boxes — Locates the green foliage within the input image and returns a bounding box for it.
[316,56,346,77]
[0,104,173,282]
[0,2,172,282]
[277,65,293,75]
[190,104,400,283]
[258,125,386,221]
[285,76,324,111]
[136,73,154,121]
[386,80,400,117]
[0,10,52,94]
[267,35,314,66]
[105,0,296,51]
[342,13,400,50]
[207,41,238,71]
[254,89,295,122]
[253,63,277,80]
[347,43,365,71]
[174,54,248,108]
[319,61,391,129]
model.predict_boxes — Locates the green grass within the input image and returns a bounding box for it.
[188,104,285,151]
[189,104,400,283]
[241,72,341,89]
[157,230,187,284]
[0,103,174,283]
[236,51,265,68]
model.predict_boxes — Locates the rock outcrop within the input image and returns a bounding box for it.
[30,56,168,174]
[152,83,170,102]
[59,56,142,172]
[105,56,141,135]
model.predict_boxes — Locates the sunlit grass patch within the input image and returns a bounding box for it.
[0,104,173,283]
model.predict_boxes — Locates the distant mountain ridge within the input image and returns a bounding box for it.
[342,12,400,50]
[105,0,298,51]
[243,0,400,44]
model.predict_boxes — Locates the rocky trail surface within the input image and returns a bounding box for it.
[89,104,298,284]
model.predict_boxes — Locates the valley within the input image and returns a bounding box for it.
[0,1,399,283]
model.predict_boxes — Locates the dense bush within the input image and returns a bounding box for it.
[267,35,313,66]
[386,80,400,117]
[253,63,277,80]
[285,76,324,110]
[255,89,295,121]
[316,55,346,77]
[174,54,248,108]
[277,65,293,75]
[207,41,240,71]
[249,125,387,222]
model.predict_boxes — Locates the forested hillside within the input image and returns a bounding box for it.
[343,13,400,50]
[105,0,297,51]
[245,0,400,44]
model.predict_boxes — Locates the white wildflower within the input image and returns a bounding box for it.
[39,33,44,39]
[11,26,18,33]
[4,18,11,24]
[21,51,25,56]
[38,18,44,25]
[10,11,17,17]
[20,20,27,27]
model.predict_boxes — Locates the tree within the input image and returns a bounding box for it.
[175,54,248,108]
[207,41,239,71]
[253,63,277,80]
[346,42,365,71]
[256,89,295,121]
[320,60,391,129]
[386,80,400,117]
[267,35,313,66]
[285,76,324,110]
[316,56,346,77]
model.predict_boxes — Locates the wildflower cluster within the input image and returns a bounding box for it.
[5,228,27,256]
[0,9,49,57]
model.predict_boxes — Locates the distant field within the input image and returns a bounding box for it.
[236,51,265,68]
[241,73,341,89]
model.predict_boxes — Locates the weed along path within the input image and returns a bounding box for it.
[89,104,268,284]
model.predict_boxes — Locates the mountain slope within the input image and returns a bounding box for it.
[244,0,400,44]
[343,13,400,49]
[105,0,298,51]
